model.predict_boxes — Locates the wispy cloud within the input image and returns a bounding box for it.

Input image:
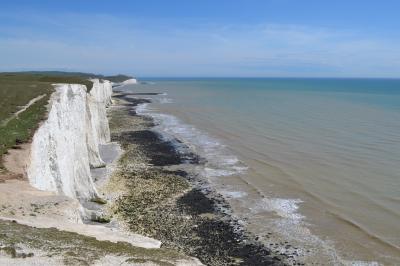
[0,12,399,77]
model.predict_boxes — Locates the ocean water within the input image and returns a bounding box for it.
[122,78,400,265]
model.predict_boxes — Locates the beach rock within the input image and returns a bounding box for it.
[108,97,285,265]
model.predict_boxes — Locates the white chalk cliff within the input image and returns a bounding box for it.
[120,78,137,85]
[27,79,113,201]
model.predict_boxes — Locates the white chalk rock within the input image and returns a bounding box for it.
[27,79,113,200]
[121,78,137,85]
[86,95,105,168]
[88,79,112,144]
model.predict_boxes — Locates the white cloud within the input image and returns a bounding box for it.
[0,12,399,77]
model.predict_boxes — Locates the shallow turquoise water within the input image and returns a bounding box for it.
[126,78,400,264]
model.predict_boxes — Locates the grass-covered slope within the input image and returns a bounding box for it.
[103,74,133,83]
[0,71,133,172]
[0,72,125,172]
[13,71,134,84]
[0,220,190,265]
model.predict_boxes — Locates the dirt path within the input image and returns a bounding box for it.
[1,94,47,126]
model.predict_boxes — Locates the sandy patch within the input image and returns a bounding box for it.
[2,143,31,179]
[0,178,160,249]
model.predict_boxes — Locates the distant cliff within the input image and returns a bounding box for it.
[27,79,113,201]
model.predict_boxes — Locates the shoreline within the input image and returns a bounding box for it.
[0,81,202,265]
[107,92,295,265]
[2,78,393,265]
[123,79,400,266]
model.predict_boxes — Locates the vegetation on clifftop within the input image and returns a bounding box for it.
[12,71,134,84]
[0,71,132,172]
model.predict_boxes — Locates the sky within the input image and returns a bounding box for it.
[0,0,400,77]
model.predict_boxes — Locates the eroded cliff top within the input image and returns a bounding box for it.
[0,71,132,175]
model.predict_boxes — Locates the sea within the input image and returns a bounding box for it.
[121,78,400,265]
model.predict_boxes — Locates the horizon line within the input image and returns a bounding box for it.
[1,70,399,80]
[138,76,400,80]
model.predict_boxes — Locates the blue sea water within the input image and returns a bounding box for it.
[124,78,400,264]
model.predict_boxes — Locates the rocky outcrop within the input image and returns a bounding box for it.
[120,78,137,85]
[27,79,112,201]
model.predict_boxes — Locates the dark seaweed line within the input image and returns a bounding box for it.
[111,93,293,266]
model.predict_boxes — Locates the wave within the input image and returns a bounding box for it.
[256,198,304,221]
[248,197,384,265]
[133,93,384,266]
[220,190,248,199]
[328,210,400,251]
[158,97,173,104]
[136,102,248,179]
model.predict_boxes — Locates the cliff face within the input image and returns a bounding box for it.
[86,79,113,167]
[27,80,112,201]
[120,78,137,85]
[88,79,112,144]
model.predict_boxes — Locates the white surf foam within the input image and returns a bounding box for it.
[158,97,173,104]
[136,101,247,179]
[135,102,150,114]
[343,261,381,266]
[221,191,248,199]
[247,197,382,265]
[134,94,381,266]
[258,198,304,221]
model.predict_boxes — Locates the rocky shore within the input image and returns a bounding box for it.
[106,92,290,266]
[0,80,202,265]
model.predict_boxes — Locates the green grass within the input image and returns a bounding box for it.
[0,71,133,171]
[0,73,95,120]
[0,72,97,171]
[11,71,134,84]
[0,96,49,164]
[0,75,52,122]
[0,220,187,265]
[103,74,133,83]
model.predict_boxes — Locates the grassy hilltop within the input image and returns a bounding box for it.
[0,71,132,171]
